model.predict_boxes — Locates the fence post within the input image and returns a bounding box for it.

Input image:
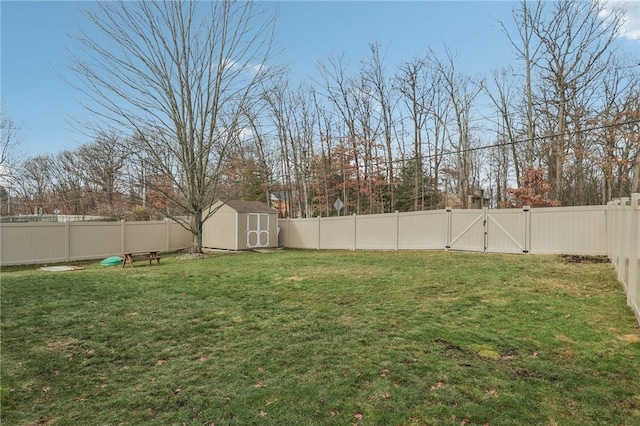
[445,207,452,250]
[620,197,630,285]
[482,207,488,253]
[606,200,611,259]
[317,216,321,250]
[285,217,290,248]
[523,206,530,254]
[395,210,400,251]
[166,219,171,252]
[612,199,622,278]
[64,220,70,262]
[120,219,126,255]
[353,213,357,251]
[629,194,639,313]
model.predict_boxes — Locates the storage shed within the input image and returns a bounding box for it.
[202,200,279,250]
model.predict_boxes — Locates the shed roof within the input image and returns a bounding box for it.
[223,200,278,214]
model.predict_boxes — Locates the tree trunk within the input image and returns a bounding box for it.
[192,209,203,253]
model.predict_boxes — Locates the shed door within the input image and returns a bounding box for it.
[247,213,270,248]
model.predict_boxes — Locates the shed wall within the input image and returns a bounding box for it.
[202,202,239,250]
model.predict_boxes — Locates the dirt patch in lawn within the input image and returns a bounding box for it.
[44,337,80,351]
[559,254,609,264]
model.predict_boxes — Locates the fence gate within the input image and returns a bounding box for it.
[447,208,487,252]
[485,207,530,254]
[247,213,270,248]
[447,207,529,254]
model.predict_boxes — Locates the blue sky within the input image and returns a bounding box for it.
[2,1,639,157]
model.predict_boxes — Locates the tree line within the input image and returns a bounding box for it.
[1,0,638,252]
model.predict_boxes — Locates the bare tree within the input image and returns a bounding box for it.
[527,0,623,203]
[263,77,298,217]
[395,57,430,210]
[500,0,543,165]
[0,108,23,186]
[313,92,339,216]
[363,42,396,211]
[70,0,277,252]
[243,105,277,205]
[76,130,128,217]
[432,49,484,208]
[317,53,363,214]
[352,70,382,213]
[52,150,92,215]
[395,55,451,210]
[486,67,521,186]
[598,56,640,202]
[274,83,319,218]
[13,155,53,215]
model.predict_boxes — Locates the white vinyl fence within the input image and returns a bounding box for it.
[607,194,640,322]
[0,220,192,266]
[278,205,608,255]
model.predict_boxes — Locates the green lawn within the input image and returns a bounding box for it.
[1,250,639,425]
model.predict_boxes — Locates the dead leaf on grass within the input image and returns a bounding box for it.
[485,389,499,398]
[255,380,267,388]
[552,348,574,359]
[430,382,445,391]
[155,359,166,366]
[501,348,519,360]
[258,410,267,417]
[286,276,304,282]
[555,334,576,343]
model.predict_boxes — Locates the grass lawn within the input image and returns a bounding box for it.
[1,250,639,425]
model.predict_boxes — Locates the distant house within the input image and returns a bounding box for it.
[270,191,297,217]
[202,200,279,250]
[442,189,489,210]
[468,189,490,209]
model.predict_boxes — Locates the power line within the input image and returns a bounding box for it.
[300,118,640,175]
[456,118,639,156]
